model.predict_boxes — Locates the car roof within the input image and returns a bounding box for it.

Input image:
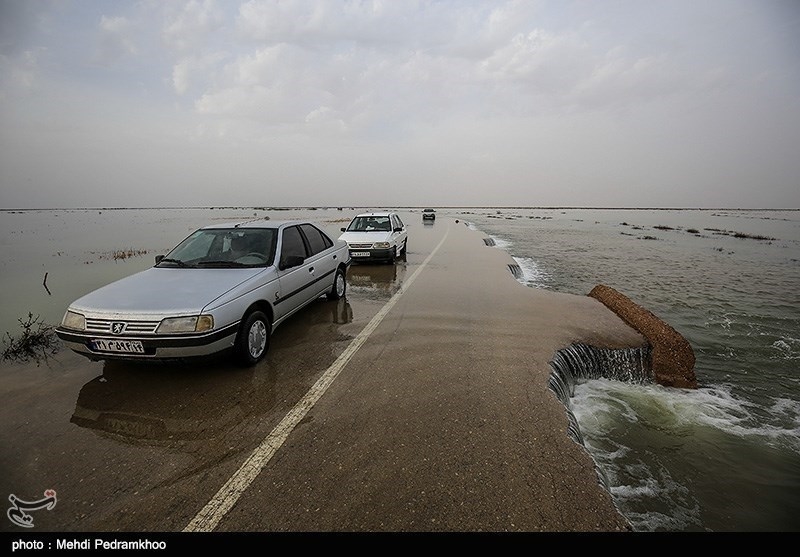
[352,212,394,217]
[200,219,308,230]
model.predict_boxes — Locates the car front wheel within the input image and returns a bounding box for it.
[327,267,347,300]
[235,310,271,366]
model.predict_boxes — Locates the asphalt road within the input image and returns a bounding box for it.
[0,216,645,533]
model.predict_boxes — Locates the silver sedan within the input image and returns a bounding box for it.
[56,219,350,365]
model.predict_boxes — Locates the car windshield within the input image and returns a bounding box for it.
[157,228,277,268]
[346,216,392,232]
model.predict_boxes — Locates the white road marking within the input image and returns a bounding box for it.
[184,225,451,532]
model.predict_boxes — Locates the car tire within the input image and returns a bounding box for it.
[235,310,271,366]
[327,267,347,300]
[387,246,397,264]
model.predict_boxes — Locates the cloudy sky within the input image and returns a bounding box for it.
[1,0,798,209]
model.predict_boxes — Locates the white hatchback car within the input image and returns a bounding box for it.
[339,212,408,263]
[56,219,350,365]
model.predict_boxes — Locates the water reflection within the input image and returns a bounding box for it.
[71,360,267,444]
[347,263,406,295]
[329,297,353,325]
[71,297,354,445]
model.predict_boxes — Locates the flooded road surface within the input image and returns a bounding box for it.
[0,218,434,532]
[1,216,642,532]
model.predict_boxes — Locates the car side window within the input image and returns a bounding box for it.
[280,226,308,267]
[299,224,333,256]
[393,215,405,229]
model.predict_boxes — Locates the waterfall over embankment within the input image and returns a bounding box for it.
[548,343,653,490]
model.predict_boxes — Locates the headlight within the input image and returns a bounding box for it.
[156,315,214,334]
[62,310,85,331]
[373,242,390,249]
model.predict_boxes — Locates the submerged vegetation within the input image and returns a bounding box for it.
[83,248,151,264]
[2,313,60,365]
[704,228,776,241]
[106,248,149,261]
[620,222,777,243]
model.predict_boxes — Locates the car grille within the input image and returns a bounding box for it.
[85,318,160,334]
[348,243,374,249]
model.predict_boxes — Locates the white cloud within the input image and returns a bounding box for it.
[479,28,592,91]
[236,0,422,45]
[162,0,225,52]
[2,0,799,208]
[172,59,193,96]
[193,44,328,124]
[0,49,43,99]
[185,1,702,139]
[571,49,687,109]
[95,15,138,64]
[172,53,224,96]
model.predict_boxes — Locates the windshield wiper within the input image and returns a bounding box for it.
[158,258,191,268]
[196,260,249,268]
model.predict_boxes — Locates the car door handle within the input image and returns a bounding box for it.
[309,266,314,272]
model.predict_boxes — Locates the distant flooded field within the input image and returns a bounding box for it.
[0,207,355,338]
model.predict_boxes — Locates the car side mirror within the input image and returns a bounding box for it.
[155,255,164,264]
[280,255,305,270]
[341,227,346,232]
[393,227,403,232]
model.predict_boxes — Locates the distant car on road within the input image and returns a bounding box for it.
[56,220,350,365]
[339,211,408,263]
[422,208,436,221]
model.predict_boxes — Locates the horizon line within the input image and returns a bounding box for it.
[1,205,798,212]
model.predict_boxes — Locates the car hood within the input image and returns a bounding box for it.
[68,267,268,316]
[339,231,393,244]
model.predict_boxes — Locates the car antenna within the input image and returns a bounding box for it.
[234,216,271,228]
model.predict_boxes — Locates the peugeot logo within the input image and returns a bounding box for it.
[111,322,126,335]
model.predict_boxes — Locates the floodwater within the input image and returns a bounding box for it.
[1,206,798,531]
[462,207,800,532]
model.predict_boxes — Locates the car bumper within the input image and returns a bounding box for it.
[347,248,394,261]
[55,323,239,361]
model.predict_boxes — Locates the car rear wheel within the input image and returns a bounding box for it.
[235,310,271,366]
[327,267,347,300]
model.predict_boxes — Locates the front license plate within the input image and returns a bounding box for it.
[352,251,370,257]
[90,339,145,354]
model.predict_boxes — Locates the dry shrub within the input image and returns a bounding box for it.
[2,313,60,365]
